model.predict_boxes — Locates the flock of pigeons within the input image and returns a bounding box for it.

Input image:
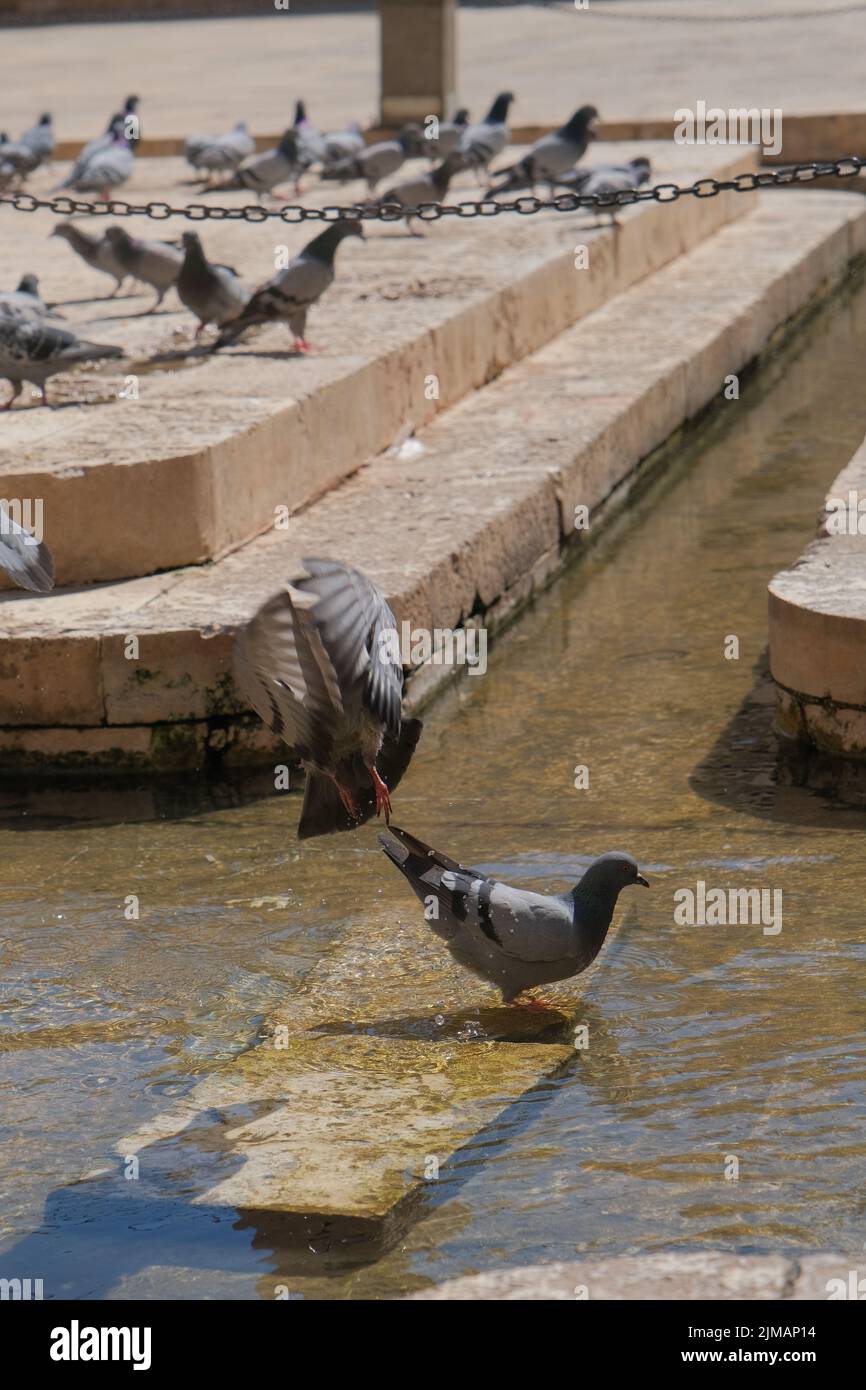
[0,95,651,1002]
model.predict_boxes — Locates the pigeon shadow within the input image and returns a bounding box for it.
[308,1001,575,1045]
[689,650,866,824]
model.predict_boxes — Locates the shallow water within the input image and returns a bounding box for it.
[2,271,866,1300]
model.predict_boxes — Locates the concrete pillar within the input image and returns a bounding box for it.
[379,0,456,127]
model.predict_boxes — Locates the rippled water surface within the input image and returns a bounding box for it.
[2,272,866,1299]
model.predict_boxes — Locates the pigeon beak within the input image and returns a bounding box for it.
[636,873,649,888]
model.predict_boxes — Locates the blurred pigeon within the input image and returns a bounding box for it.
[0,317,122,408]
[51,222,130,297]
[319,121,366,170]
[486,105,599,195]
[59,97,140,189]
[58,125,134,198]
[424,108,469,159]
[205,129,303,198]
[321,123,425,192]
[556,157,652,223]
[234,557,423,839]
[177,231,250,334]
[184,120,255,182]
[212,219,363,352]
[376,154,462,234]
[380,826,648,1003]
[292,98,326,169]
[0,113,54,178]
[104,227,183,311]
[0,274,49,321]
[0,503,54,594]
[458,92,514,174]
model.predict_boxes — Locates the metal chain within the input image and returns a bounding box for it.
[0,157,862,226]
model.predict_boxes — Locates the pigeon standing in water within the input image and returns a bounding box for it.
[176,232,249,334]
[211,219,363,352]
[458,92,514,176]
[379,826,648,1003]
[486,105,599,195]
[51,222,130,297]
[234,558,423,839]
[0,317,122,408]
[0,503,54,594]
[104,227,183,311]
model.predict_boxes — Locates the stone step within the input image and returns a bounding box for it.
[769,432,866,760]
[1,189,862,772]
[0,144,751,587]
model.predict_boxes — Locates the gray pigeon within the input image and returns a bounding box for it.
[60,127,134,197]
[104,227,183,310]
[234,557,423,839]
[380,826,649,1003]
[184,120,255,181]
[57,98,140,191]
[486,105,599,195]
[321,123,425,192]
[206,129,303,198]
[51,221,130,296]
[212,218,363,352]
[556,157,652,224]
[319,122,366,170]
[177,232,250,333]
[0,274,50,321]
[0,502,54,593]
[377,154,462,235]
[458,92,514,174]
[0,317,122,408]
[424,108,469,159]
[1,113,55,177]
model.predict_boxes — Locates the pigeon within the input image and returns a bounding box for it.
[0,274,50,321]
[56,99,139,191]
[211,219,363,352]
[458,92,514,174]
[424,108,469,159]
[556,157,652,223]
[0,503,54,594]
[59,126,134,198]
[205,129,304,198]
[291,98,327,171]
[184,120,255,181]
[319,121,366,170]
[376,154,462,234]
[234,557,423,839]
[321,123,425,193]
[0,317,122,408]
[380,826,649,1003]
[50,221,130,297]
[0,113,54,179]
[103,227,183,310]
[176,232,250,333]
[486,105,599,195]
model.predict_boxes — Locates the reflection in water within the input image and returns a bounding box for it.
[2,272,866,1299]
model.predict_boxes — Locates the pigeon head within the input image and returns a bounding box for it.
[304,218,365,265]
[180,231,205,257]
[631,156,652,182]
[38,113,52,126]
[16,274,39,295]
[277,128,299,160]
[105,227,135,250]
[399,122,425,155]
[566,105,599,140]
[574,852,649,904]
[453,108,470,126]
[486,92,515,123]
[124,96,140,112]
[293,99,307,126]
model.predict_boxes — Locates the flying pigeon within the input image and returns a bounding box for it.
[0,503,54,594]
[321,123,425,192]
[184,120,255,181]
[376,154,462,234]
[51,222,130,297]
[234,557,423,839]
[380,825,649,1003]
[176,232,250,334]
[58,125,134,198]
[486,105,599,195]
[205,129,303,198]
[104,227,183,310]
[555,156,652,223]
[458,92,514,174]
[211,218,363,352]
[424,108,469,159]
[0,317,122,408]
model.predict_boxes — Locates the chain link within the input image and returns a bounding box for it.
[0,157,862,227]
